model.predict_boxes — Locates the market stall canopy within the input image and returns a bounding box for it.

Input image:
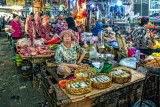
[6,0,25,6]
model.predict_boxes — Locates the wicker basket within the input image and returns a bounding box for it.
[110,69,132,84]
[74,67,97,79]
[66,78,92,95]
[90,73,112,89]
[46,60,57,67]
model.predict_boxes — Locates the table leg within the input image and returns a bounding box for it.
[140,74,147,107]
[156,76,159,107]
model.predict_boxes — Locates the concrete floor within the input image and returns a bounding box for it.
[0,32,45,107]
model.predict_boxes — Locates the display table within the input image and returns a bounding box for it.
[41,66,145,107]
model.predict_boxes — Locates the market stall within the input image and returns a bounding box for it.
[2,0,160,106]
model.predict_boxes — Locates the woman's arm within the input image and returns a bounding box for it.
[61,63,80,69]
[75,43,86,64]
[77,53,85,65]
[6,26,15,33]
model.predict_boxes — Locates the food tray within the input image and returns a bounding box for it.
[110,69,132,84]
[144,64,160,75]
[145,58,160,75]
[74,67,97,79]
[66,78,92,95]
[90,73,112,89]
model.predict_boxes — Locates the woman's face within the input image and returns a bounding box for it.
[63,34,71,43]
[64,20,68,27]
[14,16,19,22]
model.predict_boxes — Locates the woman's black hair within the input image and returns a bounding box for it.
[65,17,78,32]
[138,17,150,26]
[13,14,18,19]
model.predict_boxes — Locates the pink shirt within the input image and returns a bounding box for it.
[10,21,21,38]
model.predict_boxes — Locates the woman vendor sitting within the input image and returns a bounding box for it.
[130,17,160,55]
[55,30,86,79]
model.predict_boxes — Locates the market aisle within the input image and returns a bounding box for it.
[0,32,45,107]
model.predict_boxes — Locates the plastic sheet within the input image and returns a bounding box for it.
[119,57,139,69]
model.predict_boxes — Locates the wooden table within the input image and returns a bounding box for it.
[41,66,145,107]
[62,67,145,102]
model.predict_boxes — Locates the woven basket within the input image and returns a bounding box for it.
[110,69,132,84]
[46,60,57,67]
[74,67,97,79]
[90,73,112,89]
[66,78,92,95]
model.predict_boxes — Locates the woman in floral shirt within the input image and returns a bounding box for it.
[55,30,86,78]
[130,17,160,55]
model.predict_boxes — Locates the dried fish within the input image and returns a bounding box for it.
[68,81,90,88]
[90,75,110,82]
[77,71,94,77]
[111,69,130,77]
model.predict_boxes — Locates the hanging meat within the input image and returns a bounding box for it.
[42,14,50,39]
[25,15,36,45]
[35,12,42,36]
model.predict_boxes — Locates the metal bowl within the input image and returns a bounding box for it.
[144,64,160,75]
[99,54,115,61]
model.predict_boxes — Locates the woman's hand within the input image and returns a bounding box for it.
[71,64,80,69]
[76,61,81,65]
[77,53,85,65]
[63,63,80,69]
[9,26,15,33]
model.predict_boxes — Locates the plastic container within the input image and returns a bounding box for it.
[16,54,21,58]
[59,80,68,88]
[135,50,140,61]
[12,56,16,60]
[16,59,23,62]
[16,63,21,67]
[89,46,97,60]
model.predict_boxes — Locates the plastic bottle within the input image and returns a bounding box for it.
[89,46,97,60]
[90,39,94,45]
[135,50,140,61]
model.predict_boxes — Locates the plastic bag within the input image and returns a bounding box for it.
[119,57,139,69]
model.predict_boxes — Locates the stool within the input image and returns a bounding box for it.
[140,72,160,107]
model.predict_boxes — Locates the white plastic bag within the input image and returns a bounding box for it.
[119,57,139,69]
